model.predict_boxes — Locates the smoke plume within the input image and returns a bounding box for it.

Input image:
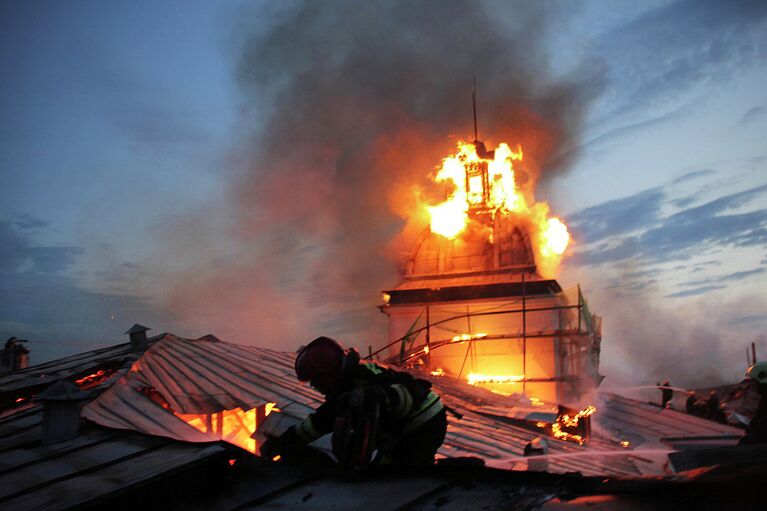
[162,1,602,350]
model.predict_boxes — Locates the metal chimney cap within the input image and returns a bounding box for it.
[124,324,151,335]
[38,379,91,401]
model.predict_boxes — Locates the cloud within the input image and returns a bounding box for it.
[595,0,767,120]
[666,285,725,298]
[0,216,163,361]
[580,101,694,151]
[11,213,48,231]
[739,106,766,126]
[672,169,716,185]
[0,219,82,274]
[575,184,767,266]
[567,188,664,244]
[727,314,767,326]
[718,267,765,282]
[108,103,211,150]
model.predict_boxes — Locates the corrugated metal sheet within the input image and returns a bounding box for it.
[81,334,725,478]
[83,334,323,444]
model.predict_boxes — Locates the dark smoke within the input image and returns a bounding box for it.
[163,1,603,350]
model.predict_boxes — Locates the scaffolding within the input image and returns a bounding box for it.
[374,280,602,396]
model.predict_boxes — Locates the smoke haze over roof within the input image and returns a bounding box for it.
[159,0,602,349]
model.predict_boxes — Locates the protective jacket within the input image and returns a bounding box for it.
[291,360,445,462]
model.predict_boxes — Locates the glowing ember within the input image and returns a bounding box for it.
[467,373,524,385]
[430,368,446,377]
[620,440,630,448]
[426,141,570,271]
[74,369,115,389]
[552,405,596,445]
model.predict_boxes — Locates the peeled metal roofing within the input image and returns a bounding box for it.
[83,334,323,443]
[77,333,744,478]
[79,335,632,477]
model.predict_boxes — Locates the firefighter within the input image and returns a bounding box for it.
[261,336,447,466]
[739,361,767,445]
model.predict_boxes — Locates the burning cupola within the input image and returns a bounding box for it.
[380,138,602,405]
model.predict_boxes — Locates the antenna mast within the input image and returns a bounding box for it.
[472,75,478,142]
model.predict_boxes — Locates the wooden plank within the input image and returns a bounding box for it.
[0,425,41,452]
[243,475,447,511]
[0,412,41,438]
[0,434,167,501]
[3,442,224,511]
[0,428,117,473]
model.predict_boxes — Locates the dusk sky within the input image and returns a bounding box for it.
[1,0,765,388]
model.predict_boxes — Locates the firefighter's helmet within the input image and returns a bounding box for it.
[295,337,350,394]
[746,361,767,384]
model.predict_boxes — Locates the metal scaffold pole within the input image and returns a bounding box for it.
[522,272,527,395]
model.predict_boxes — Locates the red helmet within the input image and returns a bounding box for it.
[295,337,346,392]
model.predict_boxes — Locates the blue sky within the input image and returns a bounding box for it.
[1,1,765,387]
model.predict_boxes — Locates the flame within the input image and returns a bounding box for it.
[430,368,446,377]
[620,440,630,448]
[175,402,278,454]
[74,369,115,389]
[451,332,487,343]
[467,373,525,385]
[426,141,570,273]
[551,405,595,445]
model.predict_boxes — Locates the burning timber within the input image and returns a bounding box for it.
[379,138,602,406]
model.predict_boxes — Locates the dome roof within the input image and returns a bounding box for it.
[406,214,535,277]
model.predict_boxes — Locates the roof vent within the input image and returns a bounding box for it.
[523,437,549,472]
[38,379,90,445]
[125,324,151,352]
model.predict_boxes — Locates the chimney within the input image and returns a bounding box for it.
[38,379,90,444]
[125,324,151,352]
[1,337,30,372]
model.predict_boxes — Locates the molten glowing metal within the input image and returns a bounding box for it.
[551,405,596,445]
[427,141,570,270]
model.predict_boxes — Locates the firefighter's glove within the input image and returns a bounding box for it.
[260,427,301,460]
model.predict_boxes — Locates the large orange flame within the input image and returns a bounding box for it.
[427,141,570,275]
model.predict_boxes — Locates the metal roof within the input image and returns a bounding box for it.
[0,333,749,510]
[83,335,741,478]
